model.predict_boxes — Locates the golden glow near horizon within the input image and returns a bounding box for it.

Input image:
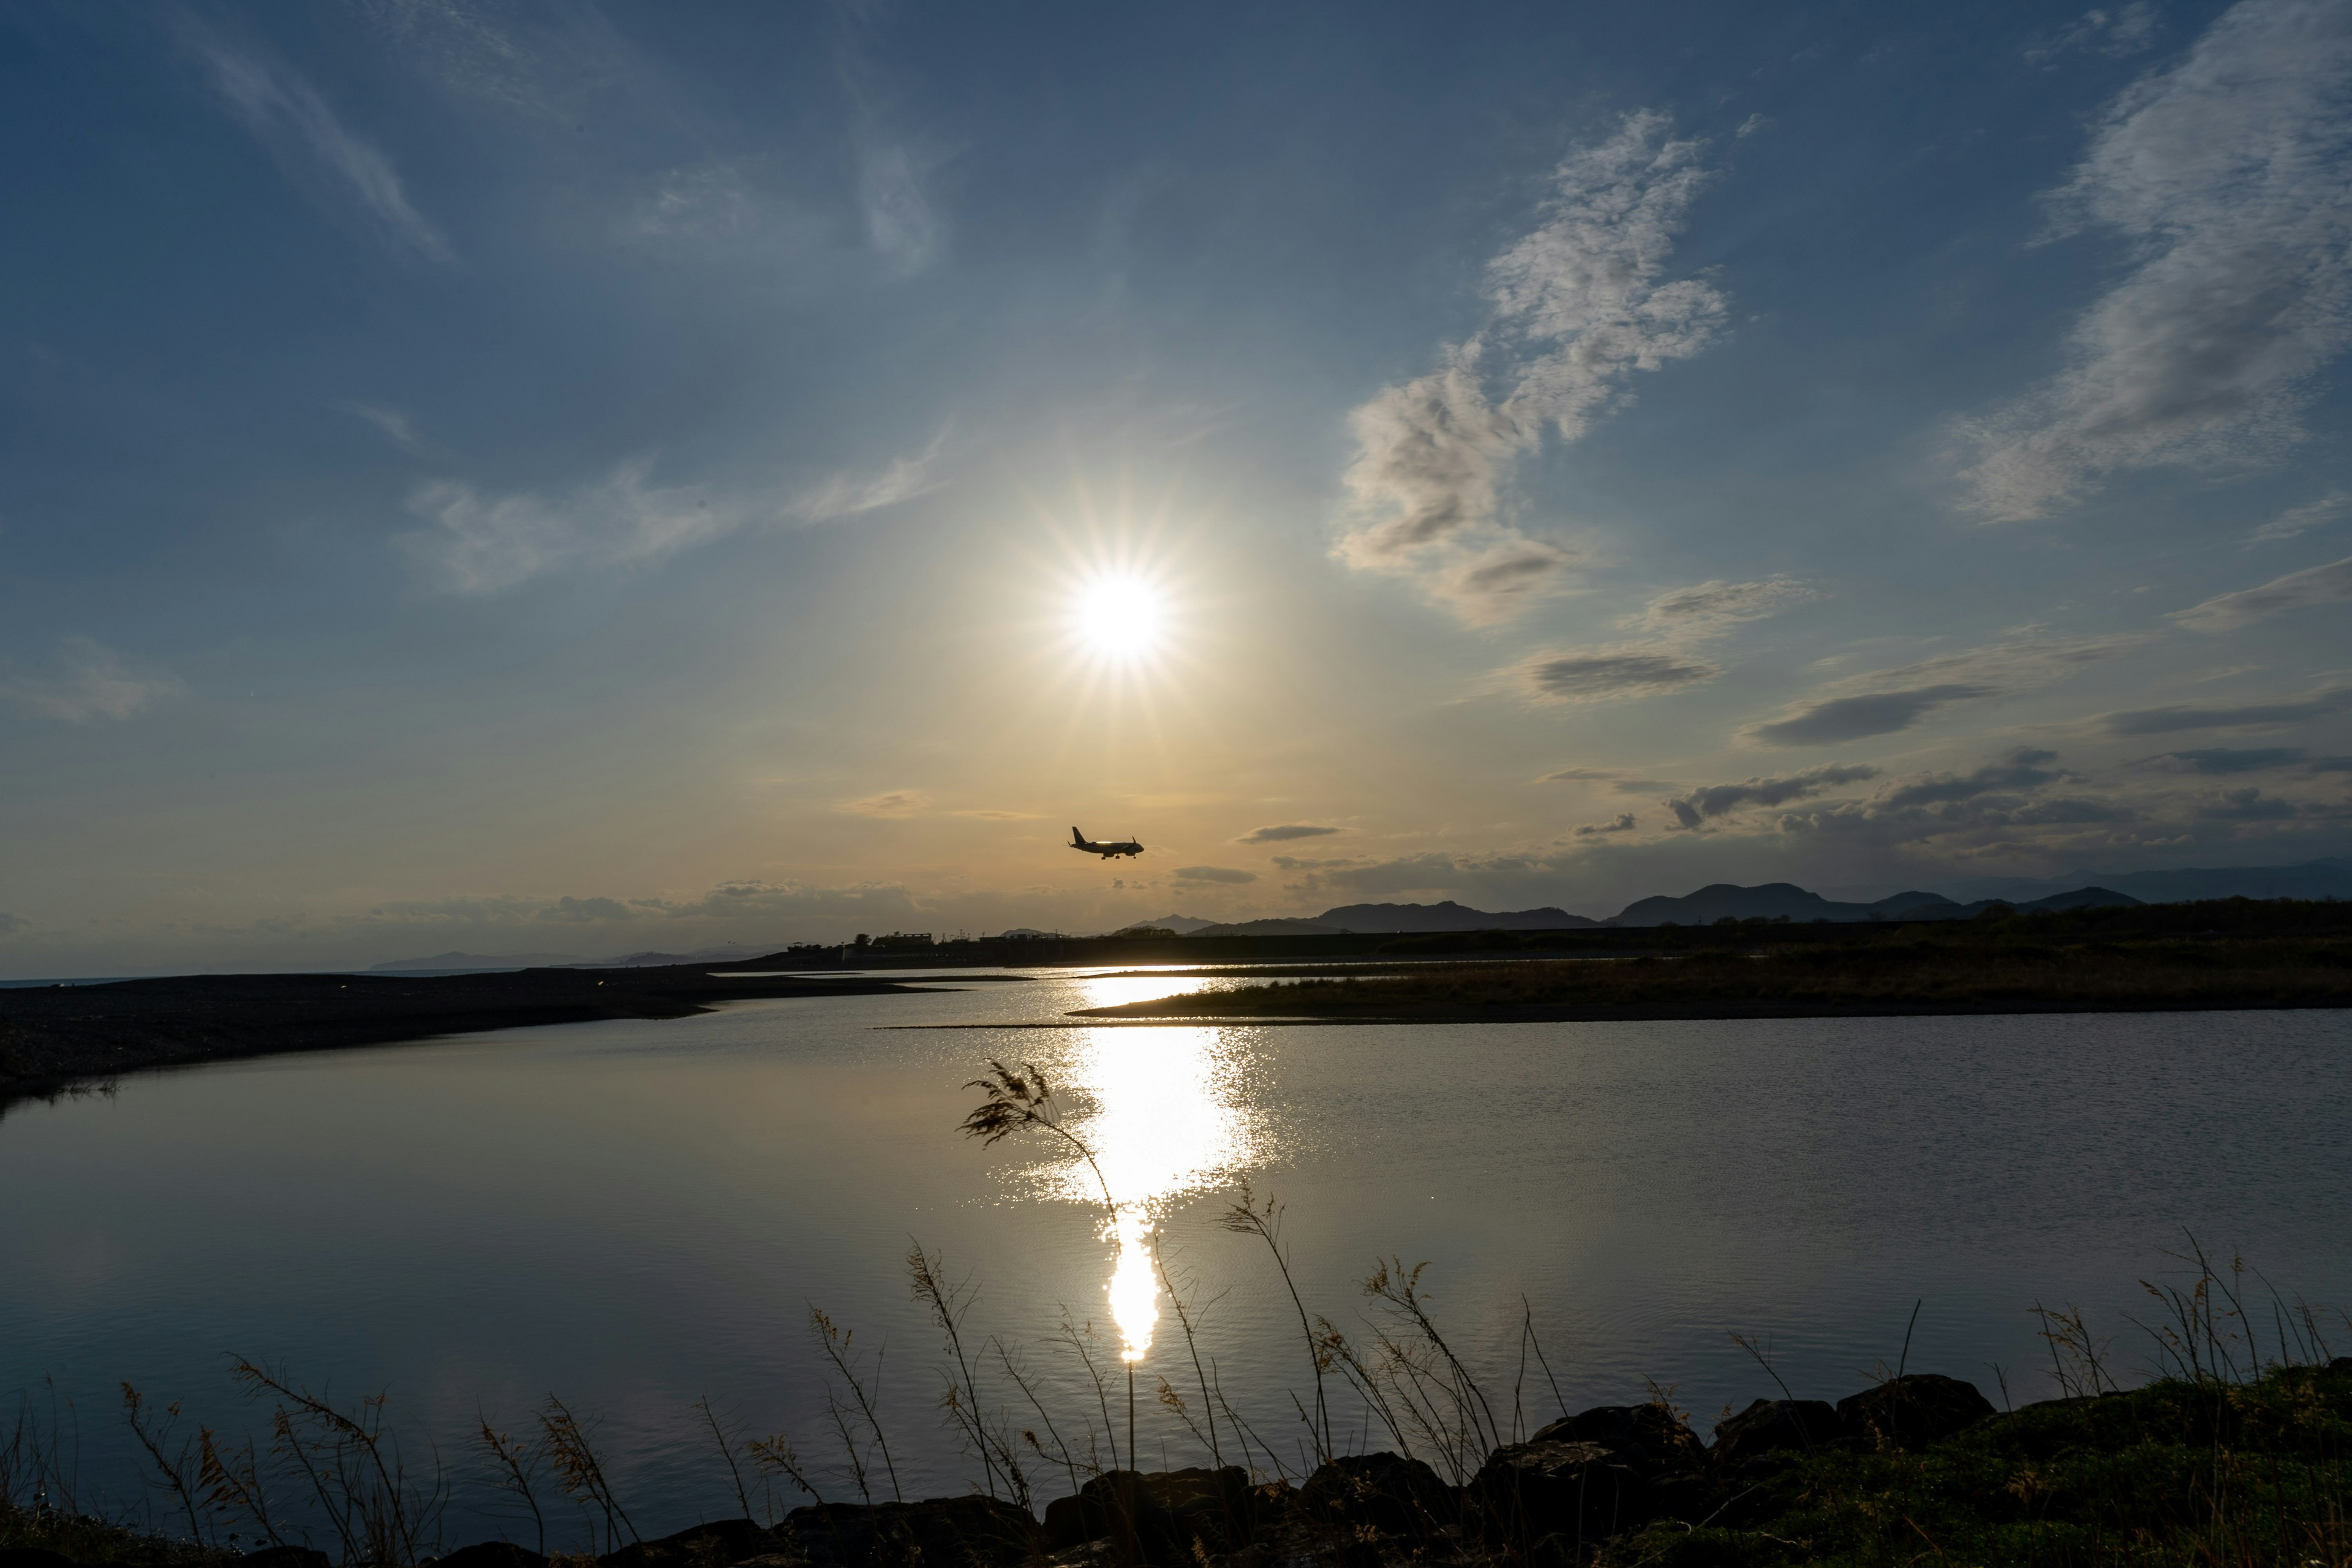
[1038,975,1261,1365]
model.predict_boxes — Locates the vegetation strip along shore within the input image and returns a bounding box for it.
[1071,899,2352,1023]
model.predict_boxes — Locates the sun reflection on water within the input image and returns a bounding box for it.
[1025,974,1265,1366]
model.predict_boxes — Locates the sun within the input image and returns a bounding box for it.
[1071,572,1167,663]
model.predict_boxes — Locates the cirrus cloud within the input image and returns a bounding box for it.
[1338,111,1725,622]
[837,790,930,817]
[0,638,181,724]
[2171,554,2352,630]
[1961,0,2352,519]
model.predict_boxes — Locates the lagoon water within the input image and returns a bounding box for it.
[5,968,2349,1544]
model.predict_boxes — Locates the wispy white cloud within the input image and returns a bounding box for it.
[401,430,946,593]
[1339,111,1725,622]
[400,459,737,594]
[2027,3,2162,65]
[785,429,951,522]
[858,143,943,276]
[831,1,947,279]
[0,638,179,723]
[345,404,427,453]
[353,0,554,117]
[1962,0,2352,519]
[2249,489,2352,544]
[2171,553,2352,630]
[837,790,930,817]
[191,37,452,262]
[1174,865,1257,884]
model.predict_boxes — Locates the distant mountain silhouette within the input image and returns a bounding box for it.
[1877,886,2143,920]
[1610,882,2141,925]
[1313,900,1598,932]
[369,950,582,972]
[596,944,771,968]
[1105,914,1222,935]
[1188,901,1596,937]
[1938,858,2352,907]
[1188,918,1353,937]
[1611,883,1948,925]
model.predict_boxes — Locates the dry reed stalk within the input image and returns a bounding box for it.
[1218,1184,1332,1463]
[538,1396,637,1553]
[1151,1249,1225,1469]
[745,1429,822,1507]
[197,1427,281,1550]
[1053,1312,1121,1472]
[476,1416,547,1554]
[119,1385,206,1547]
[960,1061,1137,1467]
[690,1397,753,1523]
[230,1357,445,1567]
[809,1308,900,1503]
[992,1337,1087,1497]
[907,1242,1016,1503]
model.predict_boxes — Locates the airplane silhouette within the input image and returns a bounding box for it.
[1069,826,1145,859]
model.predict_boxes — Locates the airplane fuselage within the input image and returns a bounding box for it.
[1069,826,1144,858]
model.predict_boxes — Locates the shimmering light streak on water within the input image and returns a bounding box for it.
[1030,976,1265,1363]
[1108,1209,1158,1361]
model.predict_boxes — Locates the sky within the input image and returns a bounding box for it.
[4,0,2352,973]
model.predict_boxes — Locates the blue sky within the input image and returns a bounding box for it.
[4,0,2351,971]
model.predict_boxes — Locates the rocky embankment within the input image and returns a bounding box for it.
[22,1363,2345,1568]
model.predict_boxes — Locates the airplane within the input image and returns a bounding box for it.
[1069,826,1145,859]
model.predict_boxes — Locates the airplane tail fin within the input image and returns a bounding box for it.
[1071,826,1085,847]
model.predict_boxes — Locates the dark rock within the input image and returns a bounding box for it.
[1041,1468,1265,1562]
[1474,1439,1646,1552]
[1709,1399,1842,1469]
[1529,1404,1706,1477]
[436,1545,548,1568]
[1474,1401,1710,1550]
[0,1549,78,1568]
[1834,1375,1996,1453]
[787,1497,1035,1568]
[239,1549,333,1568]
[602,1520,779,1568]
[1295,1452,1452,1539]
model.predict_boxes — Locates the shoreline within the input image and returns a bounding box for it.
[0,963,1029,1107]
[904,996,2352,1028]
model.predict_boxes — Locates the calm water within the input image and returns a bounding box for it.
[6,970,2349,1543]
